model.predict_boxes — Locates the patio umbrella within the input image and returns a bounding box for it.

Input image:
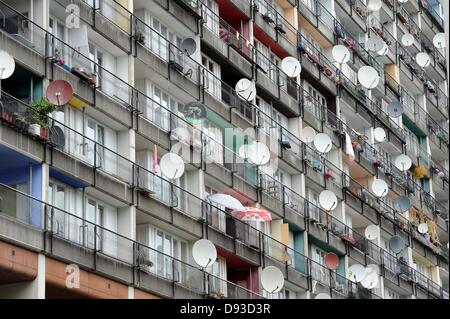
[231,207,272,222]
[207,193,244,211]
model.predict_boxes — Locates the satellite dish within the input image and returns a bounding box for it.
[377,42,389,56]
[388,235,405,254]
[280,56,301,78]
[416,52,431,68]
[417,223,428,234]
[371,178,388,197]
[387,100,404,118]
[0,50,15,80]
[181,37,197,56]
[260,266,284,293]
[248,142,270,165]
[366,264,380,275]
[324,252,340,271]
[235,78,256,102]
[393,196,411,212]
[348,264,366,283]
[394,154,412,171]
[361,268,379,289]
[374,127,386,142]
[313,133,332,154]
[401,33,415,47]
[182,101,207,124]
[315,293,331,299]
[398,0,408,3]
[367,0,382,11]
[48,126,66,149]
[364,224,379,240]
[367,36,385,53]
[433,33,446,49]
[358,66,379,89]
[332,45,351,64]
[319,190,338,211]
[301,126,316,143]
[160,153,185,179]
[192,239,217,268]
[46,80,74,106]
[238,144,250,159]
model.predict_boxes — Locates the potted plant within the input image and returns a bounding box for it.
[28,98,56,139]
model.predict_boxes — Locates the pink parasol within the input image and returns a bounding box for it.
[231,206,272,222]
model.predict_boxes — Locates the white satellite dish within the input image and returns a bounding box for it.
[433,33,446,49]
[364,224,379,241]
[0,51,16,80]
[319,190,338,211]
[372,178,389,197]
[281,56,301,78]
[313,133,332,154]
[401,33,415,47]
[332,45,351,65]
[367,36,385,53]
[366,264,380,275]
[235,78,256,102]
[160,153,185,179]
[374,127,386,142]
[348,264,366,283]
[192,239,217,268]
[361,268,379,289]
[398,0,408,3]
[260,266,284,293]
[358,66,379,89]
[315,293,331,299]
[248,141,270,166]
[181,37,197,56]
[394,154,412,171]
[301,126,317,143]
[377,42,389,56]
[238,144,250,159]
[416,52,431,68]
[387,100,404,118]
[367,0,382,11]
[418,223,428,234]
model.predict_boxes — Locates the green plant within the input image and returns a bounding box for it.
[28,98,56,127]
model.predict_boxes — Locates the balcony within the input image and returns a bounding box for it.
[335,0,368,33]
[427,117,449,160]
[420,0,445,32]
[297,0,335,45]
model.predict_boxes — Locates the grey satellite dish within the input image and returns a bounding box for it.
[401,33,415,47]
[332,45,351,65]
[348,264,366,283]
[0,51,15,80]
[361,268,379,289]
[301,126,316,143]
[433,33,446,49]
[248,142,270,166]
[160,153,185,179]
[49,126,65,149]
[313,133,332,154]
[387,100,404,118]
[319,190,337,211]
[192,239,217,268]
[365,224,379,241]
[372,178,388,198]
[367,0,382,11]
[281,56,301,78]
[261,266,284,293]
[374,127,386,142]
[367,36,385,53]
[394,154,412,171]
[181,37,197,56]
[235,78,256,102]
[388,235,405,254]
[358,66,379,89]
[416,52,431,68]
[417,223,428,234]
[394,196,411,212]
[315,293,331,299]
[377,42,389,56]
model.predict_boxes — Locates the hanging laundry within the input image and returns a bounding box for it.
[345,132,355,162]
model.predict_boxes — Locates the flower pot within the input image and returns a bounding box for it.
[29,124,41,136]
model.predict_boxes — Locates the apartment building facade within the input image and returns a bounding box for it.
[0,0,448,299]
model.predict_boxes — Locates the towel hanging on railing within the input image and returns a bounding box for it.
[345,132,355,162]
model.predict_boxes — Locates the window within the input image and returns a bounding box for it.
[146,15,182,61]
[384,287,401,299]
[202,123,223,164]
[307,188,320,221]
[300,29,324,58]
[202,55,221,99]
[48,16,68,63]
[300,0,315,11]
[201,0,219,34]
[206,256,227,297]
[205,186,226,232]
[310,244,331,285]
[413,259,431,287]
[83,198,104,249]
[48,182,66,236]
[85,118,105,168]
[304,82,326,120]
[254,40,279,82]
[256,96,287,142]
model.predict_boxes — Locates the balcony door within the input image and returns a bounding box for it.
[85,118,105,168]
[48,182,66,237]
[83,198,104,250]
[202,54,221,99]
